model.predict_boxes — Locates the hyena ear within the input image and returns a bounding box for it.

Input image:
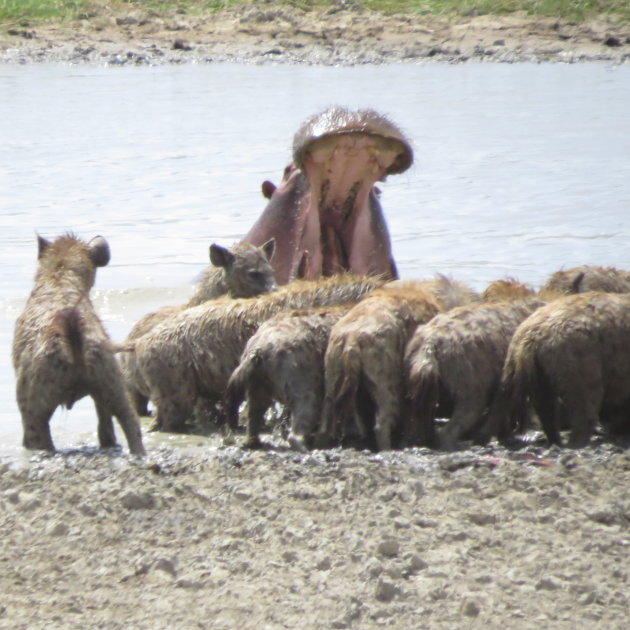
[262,238,276,262]
[37,235,51,260]
[571,271,585,293]
[209,243,234,270]
[88,236,111,267]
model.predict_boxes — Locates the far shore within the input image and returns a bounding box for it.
[1,5,630,65]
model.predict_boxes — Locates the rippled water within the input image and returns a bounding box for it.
[2,61,629,456]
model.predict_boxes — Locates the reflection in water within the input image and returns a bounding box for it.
[1,62,629,454]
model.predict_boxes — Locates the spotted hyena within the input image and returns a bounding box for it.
[13,234,145,455]
[121,239,277,415]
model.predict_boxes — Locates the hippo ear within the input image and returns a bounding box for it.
[262,238,276,262]
[261,180,276,200]
[88,236,111,267]
[209,243,234,269]
[37,235,51,260]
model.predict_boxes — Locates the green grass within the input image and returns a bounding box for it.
[1,0,629,25]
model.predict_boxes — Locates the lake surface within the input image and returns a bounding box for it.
[2,61,629,457]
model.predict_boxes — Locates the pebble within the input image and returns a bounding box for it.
[3,489,20,504]
[536,577,562,591]
[587,508,617,525]
[120,490,156,510]
[282,550,298,564]
[468,511,497,526]
[176,576,205,589]
[405,554,428,573]
[461,597,481,617]
[364,558,383,578]
[153,557,177,577]
[374,578,398,602]
[385,565,403,580]
[376,539,400,558]
[315,556,332,571]
[578,591,596,605]
[46,521,69,537]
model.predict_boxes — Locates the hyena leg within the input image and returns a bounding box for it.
[439,398,487,452]
[533,388,561,446]
[244,384,272,449]
[19,404,56,452]
[113,401,145,456]
[129,389,151,417]
[94,401,118,449]
[288,386,322,452]
[373,385,401,453]
[565,392,602,449]
[91,378,145,456]
[314,395,336,449]
[93,393,145,456]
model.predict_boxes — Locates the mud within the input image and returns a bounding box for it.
[1,434,629,629]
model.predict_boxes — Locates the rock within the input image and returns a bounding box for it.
[364,558,383,578]
[536,577,562,591]
[385,565,403,580]
[3,489,20,504]
[461,597,481,617]
[578,591,596,605]
[316,556,332,571]
[153,557,177,577]
[120,491,156,510]
[405,554,428,573]
[393,517,411,530]
[176,576,205,589]
[46,521,69,537]
[374,578,398,602]
[468,511,497,526]
[172,39,193,51]
[376,539,400,558]
[16,495,42,512]
[233,487,253,501]
[587,508,617,525]
[78,503,97,517]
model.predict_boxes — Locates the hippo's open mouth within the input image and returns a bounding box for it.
[244,106,413,284]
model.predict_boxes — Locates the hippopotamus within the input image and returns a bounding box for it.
[243,106,413,285]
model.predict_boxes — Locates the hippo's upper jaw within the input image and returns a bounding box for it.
[244,106,412,284]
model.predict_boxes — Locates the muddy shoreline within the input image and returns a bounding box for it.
[1,434,630,629]
[1,6,630,65]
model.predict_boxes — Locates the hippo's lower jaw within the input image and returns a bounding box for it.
[298,131,406,280]
[242,106,411,285]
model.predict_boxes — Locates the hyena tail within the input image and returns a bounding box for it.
[406,355,440,448]
[224,352,261,432]
[487,343,533,443]
[325,343,363,443]
[54,299,86,367]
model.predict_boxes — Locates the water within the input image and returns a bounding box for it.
[2,61,629,456]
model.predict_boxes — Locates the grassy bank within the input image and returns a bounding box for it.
[1,0,629,25]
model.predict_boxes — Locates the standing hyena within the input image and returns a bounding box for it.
[404,296,545,451]
[120,239,276,415]
[133,274,384,433]
[12,234,145,455]
[224,307,348,451]
[489,291,630,448]
[320,282,442,452]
